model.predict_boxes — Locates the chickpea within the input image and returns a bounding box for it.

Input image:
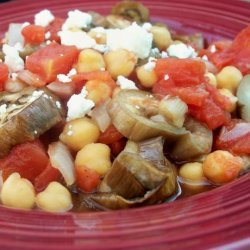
[179,162,205,181]
[136,65,158,88]
[75,143,111,176]
[1,173,35,210]
[87,30,106,44]
[77,49,106,73]
[216,66,243,94]
[205,72,217,87]
[203,150,243,184]
[36,182,72,213]
[218,88,238,112]
[60,118,100,151]
[151,26,172,50]
[104,49,137,79]
[85,79,113,104]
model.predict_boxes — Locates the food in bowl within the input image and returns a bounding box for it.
[0,1,249,212]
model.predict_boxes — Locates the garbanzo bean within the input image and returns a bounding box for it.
[136,65,158,88]
[1,173,35,210]
[179,162,205,181]
[205,72,217,87]
[36,182,72,213]
[104,48,137,79]
[202,150,243,184]
[151,26,172,50]
[216,66,243,93]
[60,118,100,151]
[75,143,112,175]
[77,49,106,73]
[218,88,238,112]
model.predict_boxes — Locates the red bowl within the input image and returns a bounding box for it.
[0,0,250,249]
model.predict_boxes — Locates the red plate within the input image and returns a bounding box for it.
[0,0,250,249]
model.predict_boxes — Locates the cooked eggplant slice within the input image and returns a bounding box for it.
[107,90,187,141]
[74,137,177,211]
[0,87,64,158]
[236,75,250,122]
[170,116,213,161]
[111,0,150,23]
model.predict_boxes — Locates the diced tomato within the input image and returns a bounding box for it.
[209,24,250,74]
[110,138,127,157]
[45,18,64,43]
[215,119,250,155]
[98,124,124,145]
[26,43,79,83]
[0,63,8,91]
[76,165,100,192]
[189,97,231,130]
[34,162,61,192]
[155,58,206,86]
[0,140,49,182]
[22,24,45,45]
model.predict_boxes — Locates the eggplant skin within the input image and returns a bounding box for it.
[0,87,64,158]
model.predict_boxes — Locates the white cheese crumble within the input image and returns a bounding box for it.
[67,87,95,121]
[210,45,217,53]
[56,101,61,109]
[144,57,157,71]
[62,10,92,31]
[167,43,197,59]
[2,44,24,73]
[45,31,51,40]
[106,22,153,59]
[34,9,55,27]
[93,44,109,53]
[201,55,208,61]
[21,22,30,28]
[67,68,77,77]
[116,76,138,90]
[59,30,96,50]
[57,74,71,83]
[161,51,168,58]
[29,90,43,102]
[67,130,73,136]
[91,27,106,34]
[142,22,152,31]
[11,73,18,80]
[164,74,169,80]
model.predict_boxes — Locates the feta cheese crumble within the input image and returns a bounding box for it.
[210,45,217,53]
[62,10,92,31]
[57,74,71,83]
[0,104,7,117]
[142,22,152,32]
[107,22,153,59]
[164,74,169,80]
[2,44,24,73]
[116,76,138,90]
[34,9,55,27]
[167,43,197,59]
[45,32,51,40]
[144,57,157,71]
[59,30,96,50]
[67,87,95,121]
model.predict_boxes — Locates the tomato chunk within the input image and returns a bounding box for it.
[0,63,8,91]
[34,162,61,192]
[209,24,250,74]
[22,24,45,45]
[0,140,49,182]
[155,58,206,86]
[76,166,100,192]
[215,120,250,155]
[98,125,124,145]
[45,18,64,43]
[26,43,78,83]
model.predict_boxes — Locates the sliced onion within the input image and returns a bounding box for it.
[48,141,75,186]
[17,70,46,87]
[220,123,250,142]
[4,78,27,93]
[47,81,76,100]
[91,99,111,132]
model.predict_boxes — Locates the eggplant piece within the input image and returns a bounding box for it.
[170,117,213,161]
[0,87,64,158]
[107,90,187,141]
[74,137,178,211]
[111,0,150,23]
[236,75,250,122]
